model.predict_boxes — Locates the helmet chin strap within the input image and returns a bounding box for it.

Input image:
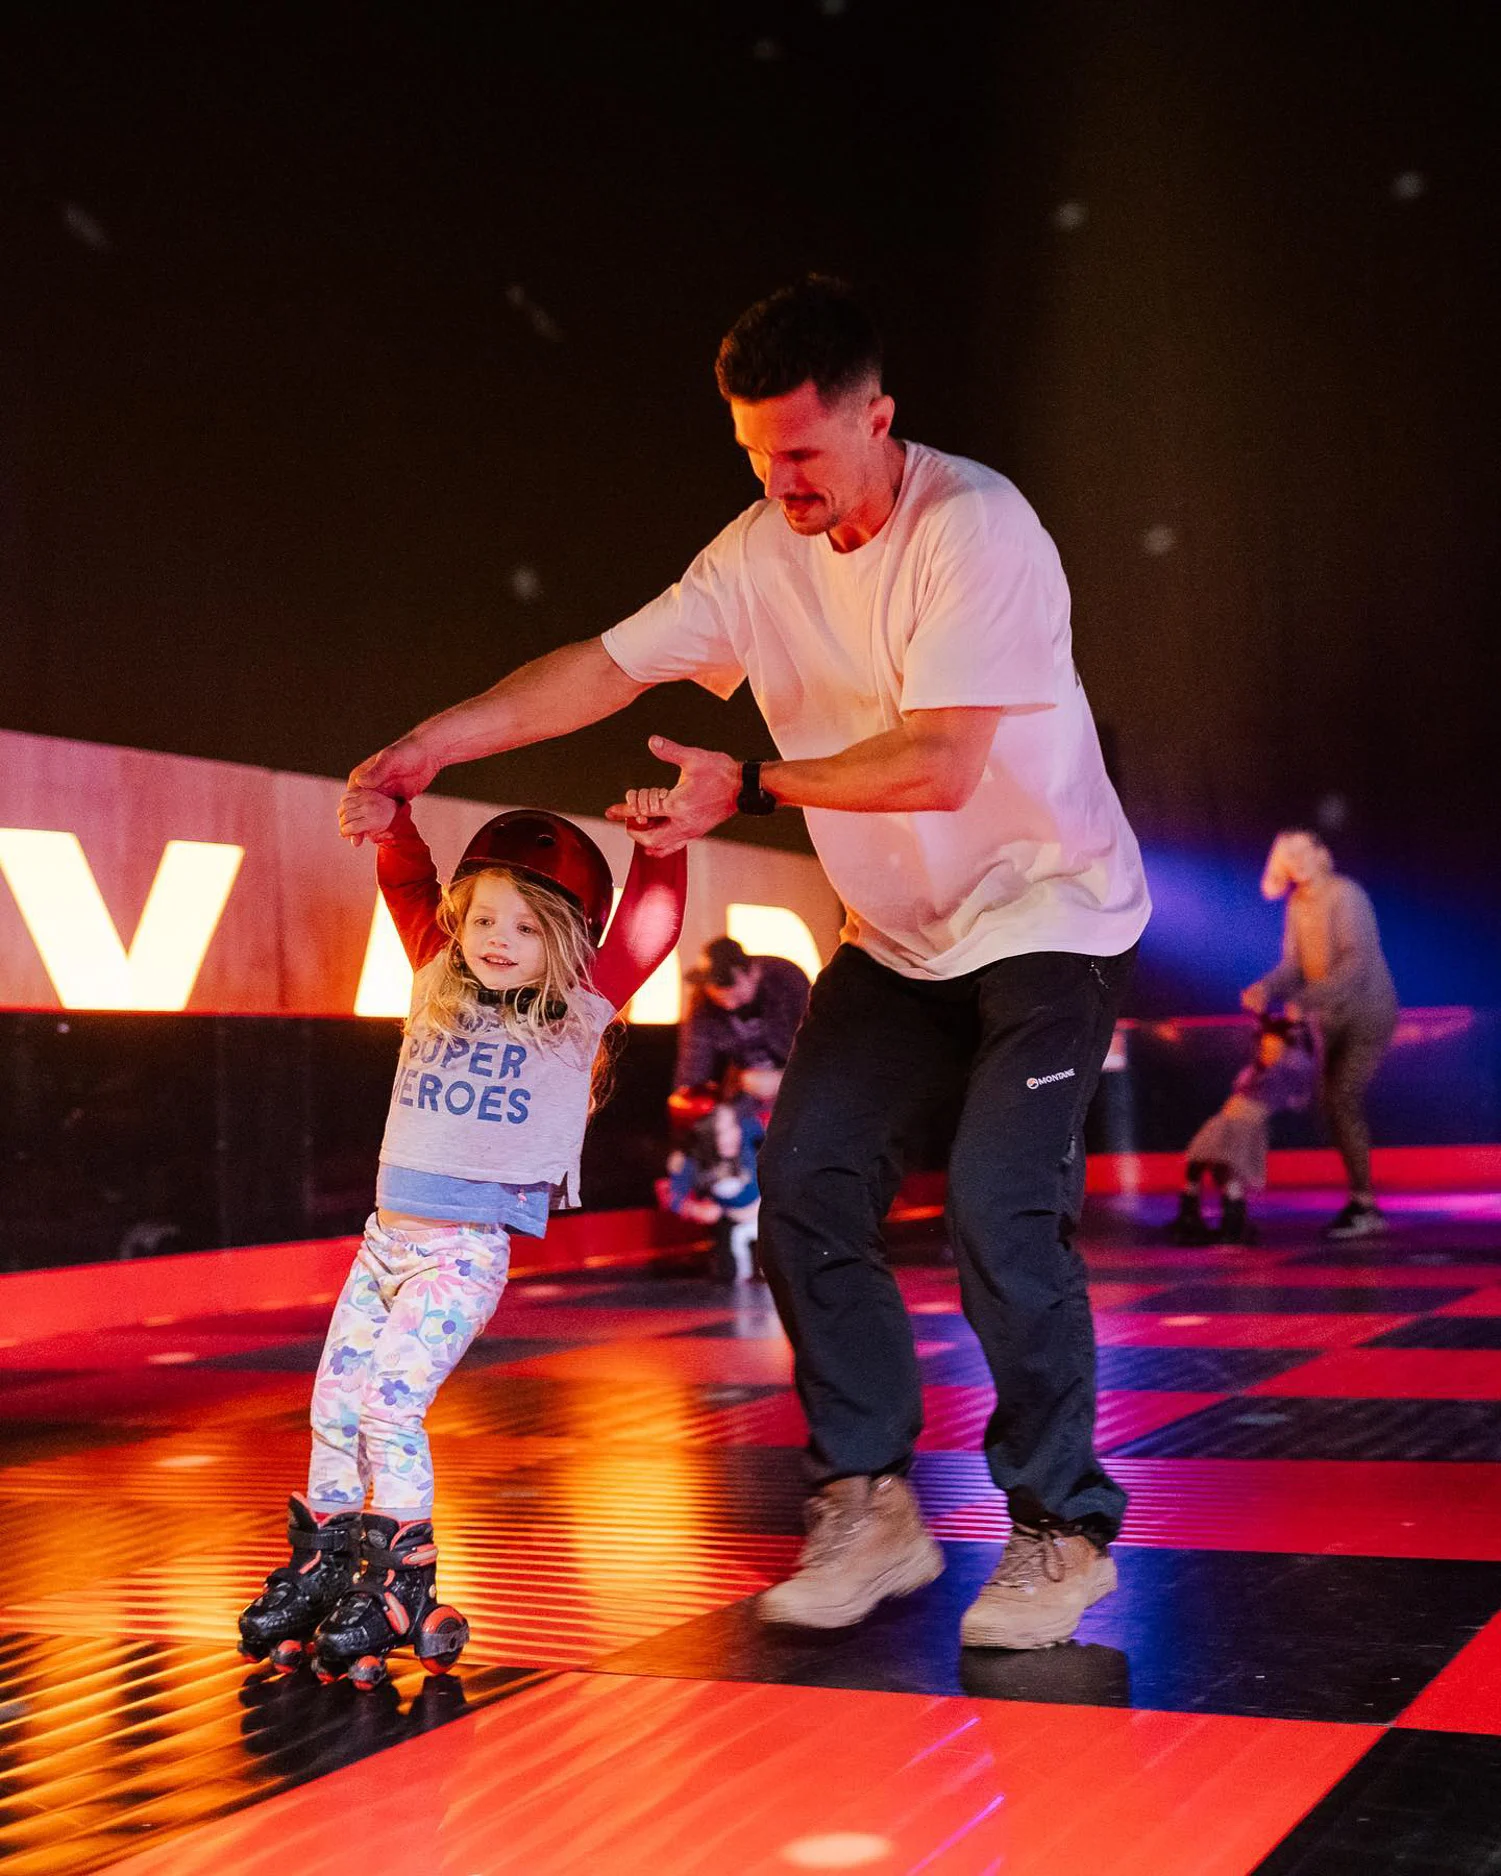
[456,955,568,1023]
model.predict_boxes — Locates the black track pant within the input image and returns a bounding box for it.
[758,942,1136,1540]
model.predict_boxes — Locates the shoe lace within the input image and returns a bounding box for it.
[994,1525,1067,1587]
[800,1492,866,1568]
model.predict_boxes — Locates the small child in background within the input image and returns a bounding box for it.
[660,1098,764,1284]
[237,785,684,1687]
[1169,1016,1317,1244]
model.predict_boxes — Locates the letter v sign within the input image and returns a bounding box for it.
[0,830,243,1009]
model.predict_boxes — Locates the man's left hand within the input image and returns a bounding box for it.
[606,736,741,854]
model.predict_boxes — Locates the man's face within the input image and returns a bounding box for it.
[729,379,891,537]
[1280,834,1330,888]
[702,966,759,1011]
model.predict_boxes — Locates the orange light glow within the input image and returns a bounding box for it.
[727,902,823,981]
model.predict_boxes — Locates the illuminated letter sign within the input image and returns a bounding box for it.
[726,903,823,982]
[354,894,415,1018]
[0,830,243,1010]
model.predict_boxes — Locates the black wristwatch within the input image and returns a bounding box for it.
[736,759,778,816]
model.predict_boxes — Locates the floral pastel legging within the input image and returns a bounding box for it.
[307,1212,510,1517]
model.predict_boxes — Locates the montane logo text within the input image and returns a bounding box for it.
[1026,1068,1077,1090]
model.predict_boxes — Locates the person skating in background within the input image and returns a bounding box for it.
[237,784,683,1686]
[1243,829,1399,1240]
[660,1098,765,1283]
[675,936,811,1118]
[1169,1016,1317,1245]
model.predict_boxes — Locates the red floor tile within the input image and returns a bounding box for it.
[1250,1348,1501,1399]
[104,1673,1381,1876]
[1191,1264,1501,1289]
[498,1335,795,1386]
[1397,1613,1501,1734]
[1095,1311,1416,1349]
[0,1517,800,1671]
[1438,1287,1501,1316]
[0,1326,310,1371]
[1088,1280,1179,1308]
[932,1457,1501,1558]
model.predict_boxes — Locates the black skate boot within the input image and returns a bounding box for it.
[311,1513,469,1691]
[1217,1196,1257,1245]
[1167,1191,1215,1246]
[238,1496,361,1674]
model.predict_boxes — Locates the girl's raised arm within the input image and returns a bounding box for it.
[592,845,687,1012]
[370,801,447,970]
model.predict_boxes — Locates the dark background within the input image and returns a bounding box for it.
[2,1,1498,1014]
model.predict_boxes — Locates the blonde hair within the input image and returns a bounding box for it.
[411,867,620,1107]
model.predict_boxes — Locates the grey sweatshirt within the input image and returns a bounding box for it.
[1251,874,1398,1034]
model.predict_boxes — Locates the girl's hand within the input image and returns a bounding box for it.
[617,784,673,840]
[339,786,400,847]
[606,738,740,853]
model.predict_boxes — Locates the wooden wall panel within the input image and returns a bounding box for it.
[0,729,842,1016]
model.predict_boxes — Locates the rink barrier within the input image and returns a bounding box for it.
[5,1146,1498,1345]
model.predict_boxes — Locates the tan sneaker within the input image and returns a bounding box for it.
[959,1525,1118,1650]
[758,1475,944,1628]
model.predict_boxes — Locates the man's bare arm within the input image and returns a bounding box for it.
[348,638,650,813]
[606,707,1010,855]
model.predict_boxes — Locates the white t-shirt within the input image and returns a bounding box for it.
[602,442,1151,980]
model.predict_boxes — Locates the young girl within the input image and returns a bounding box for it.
[1168,1016,1317,1245]
[660,1097,765,1284]
[238,785,683,1687]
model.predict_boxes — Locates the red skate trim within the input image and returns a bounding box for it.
[383,1594,411,1635]
[350,1656,385,1692]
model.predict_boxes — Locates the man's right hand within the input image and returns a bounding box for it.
[1241,983,1268,1015]
[348,732,442,808]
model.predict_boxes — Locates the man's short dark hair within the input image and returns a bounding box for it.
[689,936,753,988]
[715,275,883,405]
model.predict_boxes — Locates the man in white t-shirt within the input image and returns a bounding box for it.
[349,277,1151,1650]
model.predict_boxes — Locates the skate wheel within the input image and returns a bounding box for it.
[312,1659,340,1685]
[349,1654,387,1691]
[269,1638,305,1674]
[415,1606,468,1673]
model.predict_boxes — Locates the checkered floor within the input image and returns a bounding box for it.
[4,1190,1501,1874]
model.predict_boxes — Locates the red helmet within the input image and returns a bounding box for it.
[453,810,614,946]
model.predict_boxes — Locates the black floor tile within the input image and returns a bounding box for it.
[1095,1346,1320,1391]
[1290,1244,1501,1269]
[1250,1728,1501,1875]
[514,1276,727,1310]
[916,1342,995,1384]
[1115,1394,1501,1461]
[1126,1283,1477,1315]
[593,1544,1501,1723]
[1367,1315,1501,1350]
